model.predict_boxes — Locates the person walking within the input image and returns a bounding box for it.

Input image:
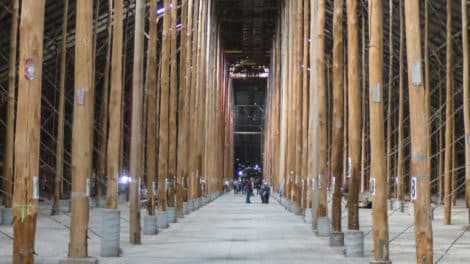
[245,178,253,203]
[261,182,270,204]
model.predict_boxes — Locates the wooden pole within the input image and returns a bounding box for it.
[396,0,405,201]
[404,0,434,261]
[183,0,195,203]
[188,0,200,202]
[145,0,158,216]
[301,0,309,211]
[462,0,470,222]
[129,0,144,244]
[386,0,393,198]
[97,0,113,200]
[158,0,171,212]
[176,0,189,218]
[285,0,294,201]
[197,0,207,199]
[168,0,178,209]
[369,0,390,262]
[347,0,360,230]
[12,1,45,263]
[3,0,19,209]
[308,0,319,219]
[106,0,124,209]
[278,1,289,197]
[444,0,453,225]
[293,0,303,212]
[316,0,327,219]
[424,0,431,176]
[330,0,344,235]
[68,0,93,258]
[360,13,367,193]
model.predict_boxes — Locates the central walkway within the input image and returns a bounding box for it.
[102,193,366,264]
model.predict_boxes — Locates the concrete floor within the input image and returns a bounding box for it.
[1,192,470,263]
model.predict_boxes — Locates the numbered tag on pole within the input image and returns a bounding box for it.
[372,84,381,103]
[411,176,417,200]
[25,58,36,80]
[152,181,156,195]
[370,178,376,195]
[33,176,39,199]
[77,88,85,105]
[411,61,422,86]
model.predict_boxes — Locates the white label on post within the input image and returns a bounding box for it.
[86,178,90,197]
[411,61,422,86]
[370,178,376,195]
[152,181,156,195]
[331,177,336,188]
[77,88,85,105]
[411,176,417,200]
[372,83,381,102]
[25,58,36,80]
[33,176,39,199]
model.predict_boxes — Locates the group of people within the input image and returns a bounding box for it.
[244,177,270,204]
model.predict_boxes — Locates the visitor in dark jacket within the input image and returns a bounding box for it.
[261,182,270,204]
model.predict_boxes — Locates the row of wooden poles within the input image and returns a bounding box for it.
[3,0,234,263]
[263,0,469,263]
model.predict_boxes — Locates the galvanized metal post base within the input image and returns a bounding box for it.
[344,229,364,257]
[294,204,302,215]
[96,197,106,208]
[176,207,184,218]
[167,207,177,223]
[143,215,158,235]
[304,208,313,224]
[407,202,414,215]
[101,209,121,257]
[183,202,190,215]
[400,201,405,213]
[286,200,293,212]
[59,257,99,264]
[370,260,392,264]
[316,216,330,237]
[156,210,169,229]
[1,207,12,225]
[59,199,71,214]
[190,200,196,212]
[329,231,344,247]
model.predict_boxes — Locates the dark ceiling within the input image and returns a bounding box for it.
[215,0,278,70]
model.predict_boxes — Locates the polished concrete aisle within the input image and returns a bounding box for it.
[101,193,366,264]
[0,192,368,264]
[3,193,470,263]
